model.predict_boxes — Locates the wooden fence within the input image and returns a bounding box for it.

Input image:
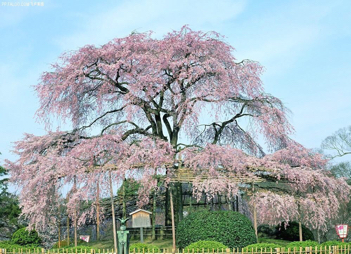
[1,246,350,254]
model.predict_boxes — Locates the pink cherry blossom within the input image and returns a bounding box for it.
[6,26,349,233]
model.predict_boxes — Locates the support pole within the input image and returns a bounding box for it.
[109,171,118,252]
[66,215,70,245]
[235,195,239,212]
[74,213,77,247]
[58,221,61,248]
[253,203,258,242]
[73,176,78,247]
[170,188,176,253]
[96,182,100,241]
[122,178,126,218]
[140,227,144,243]
[152,189,157,240]
[252,184,258,242]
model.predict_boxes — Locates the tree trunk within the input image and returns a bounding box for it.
[109,171,118,252]
[96,182,100,241]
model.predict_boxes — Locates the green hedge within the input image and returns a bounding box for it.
[176,210,256,249]
[243,243,282,251]
[0,241,42,251]
[320,241,349,247]
[129,243,160,252]
[286,240,320,249]
[51,245,97,253]
[257,225,275,238]
[184,241,228,252]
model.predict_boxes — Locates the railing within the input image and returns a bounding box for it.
[1,246,350,254]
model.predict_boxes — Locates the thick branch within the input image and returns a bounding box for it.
[79,106,127,131]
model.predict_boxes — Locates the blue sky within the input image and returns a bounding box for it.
[1,0,350,165]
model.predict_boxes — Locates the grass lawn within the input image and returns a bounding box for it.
[86,239,173,250]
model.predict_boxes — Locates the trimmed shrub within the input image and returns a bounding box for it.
[184,241,228,252]
[243,243,282,251]
[286,240,320,249]
[275,222,314,241]
[320,241,349,247]
[11,228,41,246]
[129,243,160,252]
[176,210,257,249]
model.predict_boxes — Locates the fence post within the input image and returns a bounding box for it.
[276,248,281,254]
